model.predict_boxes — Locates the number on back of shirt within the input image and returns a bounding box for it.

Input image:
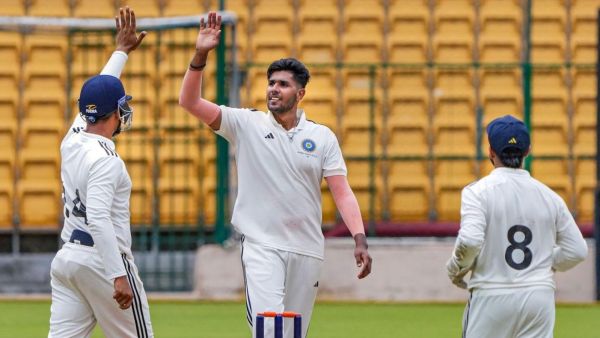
[505,225,532,270]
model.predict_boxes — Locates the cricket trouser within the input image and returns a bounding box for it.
[48,242,153,338]
[241,236,323,338]
[463,286,555,338]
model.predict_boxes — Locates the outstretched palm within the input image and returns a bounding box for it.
[115,7,147,54]
[196,12,222,52]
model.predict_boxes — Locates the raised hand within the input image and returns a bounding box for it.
[196,12,222,52]
[115,7,147,54]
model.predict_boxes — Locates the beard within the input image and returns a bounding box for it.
[268,96,297,114]
[112,119,122,137]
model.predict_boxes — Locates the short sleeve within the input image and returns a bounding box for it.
[323,130,347,177]
[214,105,252,144]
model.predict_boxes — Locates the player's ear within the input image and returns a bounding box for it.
[297,87,305,101]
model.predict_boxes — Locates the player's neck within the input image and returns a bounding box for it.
[85,123,115,140]
[273,108,299,130]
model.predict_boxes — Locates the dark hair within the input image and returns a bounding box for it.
[499,148,525,168]
[267,58,310,88]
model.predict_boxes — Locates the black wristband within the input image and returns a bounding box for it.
[189,62,206,71]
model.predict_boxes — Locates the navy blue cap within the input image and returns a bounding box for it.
[486,115,530,154]
[78,75,131,122]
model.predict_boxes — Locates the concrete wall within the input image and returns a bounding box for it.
[193,238,596,303]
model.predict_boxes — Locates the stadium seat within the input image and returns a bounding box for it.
[479,69,522,125]
[321,183,337,225]
[531,159,572,204]
[118,0,161,17]
[130,179,154,226]
[0,32,21,80]
[387,125,429,157]
[17,180,61,228]
[22,73,66,123]
[1,0,25,15]
[341,125,383,157]
[251,0,294,63]
[301,97,338,130]
[73,0,115,18]
[434,160,476,221]
[343,97,382,130]
[158,179,200,226]
[433,0,474,63]
[0,149,15,228]
[28,0,71,17]
[341,0,384,62]
[346,160,383,219]
[387,0,429,64]
[297,0,339,63]
[223,0,249,62]
[71,42,112,77]
[121,74,156,129]
[388,160,430,220]
[387,69,429,132]
[572,68,596,132]
[570,0,598,63]
[23,35,68,80]
[433,127,474,157]
[0,75,19,125]
[433,70,474,135]
[530,0,566,64]
[163,0,206,16]
[575,159,595,222]
[478,0,522,63]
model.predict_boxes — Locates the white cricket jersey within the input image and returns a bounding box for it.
[60,117,132,280]
[215,107,346,259]
[455,167,587,290]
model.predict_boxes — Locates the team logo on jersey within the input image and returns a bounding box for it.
[86,104,97,115]
[301,139,316,152]
[508,137,517,144]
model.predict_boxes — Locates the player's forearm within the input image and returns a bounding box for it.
[452,235,483,269]
[100,51,128,78]
[179,50,221,125]
[328,176,365,236]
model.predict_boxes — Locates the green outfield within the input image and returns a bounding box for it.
[0,300,598,337]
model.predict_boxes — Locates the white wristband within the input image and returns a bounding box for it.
[100,51,129,78]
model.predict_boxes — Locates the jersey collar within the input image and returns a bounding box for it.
[268,109,307,132]
[492,167,530,176]
[80,130,116,149]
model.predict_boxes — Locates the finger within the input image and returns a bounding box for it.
[200,17,205,29]
[209,12,214,28]
[216,14,222,30]
[357,262,368,279]
[119,7,126,31]
[115,16,120,31]
[134,31,147,49]
[126,7,132,30]
[131,8,136,29]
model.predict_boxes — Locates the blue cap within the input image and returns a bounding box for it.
[78,75,132,123]
[486,115,530,154]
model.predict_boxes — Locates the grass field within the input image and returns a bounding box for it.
[1,300,599,337]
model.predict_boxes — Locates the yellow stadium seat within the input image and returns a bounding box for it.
[298,0,339,62]
[387,125,429,157]
[572,68,596,131]
[163,0,203,16]
[301,98,337,130]
[17,180,61,229]
[575,159,595,222]
[530,0,566,63]
[24,35,68,80]
[346,160,383,218]
[433,127,474,157]
[119,0,161,17]
[0,32,21,79]
[387,69,429,131]
[73,0,115,17]
[433,0,474,63]
[251,0,294,63]
[130,179,153,226]
[72,44,113,77]
[480,69,522,124]
[1,0,25,15]
[433,70,474,130]
[158,179,199,225]
[341,0,384,62]
[341,125,383,157]
[573,125,595,157]
[388,160,430,220]
[321,183,337,225]
[478,0,522,63]
[435,160,475,221]
[19,154,60,182]
[28,0,71,16]
[224,0,250,62]
[23,75,66,123]
[570,0,598,63]
[0,75,18,124]
[532,159,572,204]
[121,74,156,128]
[0,138,16,229]
[387,0,429,64]
[532,126,568,156]
[343,98,382,130]
[531,69,567,132]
